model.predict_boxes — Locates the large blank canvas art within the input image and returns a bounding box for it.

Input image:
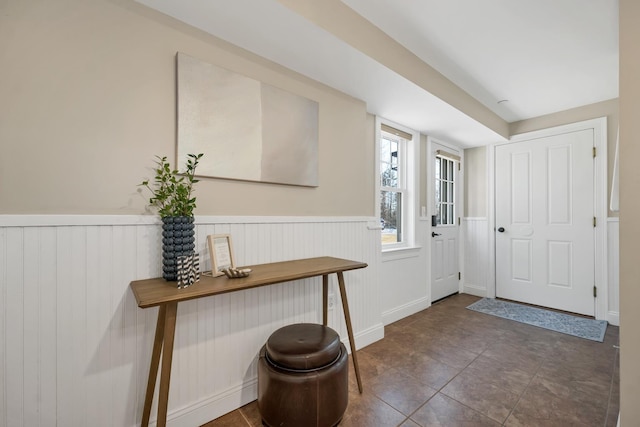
[177,52,319,187]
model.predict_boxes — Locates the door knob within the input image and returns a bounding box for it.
[497,227,505,233]
[432,232,441,237]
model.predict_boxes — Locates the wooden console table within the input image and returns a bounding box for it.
[130,256,367,427]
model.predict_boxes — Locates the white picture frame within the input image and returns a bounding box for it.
[207,234,235,277]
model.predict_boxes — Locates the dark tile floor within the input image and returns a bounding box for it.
[202,294,620,427]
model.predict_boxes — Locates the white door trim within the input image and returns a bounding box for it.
[488,117,608,320]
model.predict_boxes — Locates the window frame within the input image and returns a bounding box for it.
[375,116,418,252]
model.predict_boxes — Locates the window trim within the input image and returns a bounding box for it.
[375,116,418,251]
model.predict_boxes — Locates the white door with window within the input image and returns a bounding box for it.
[495,129,595,316]
[431,142,460,302]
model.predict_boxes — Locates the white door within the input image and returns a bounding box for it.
[495,129,595,315]
[431,143,460,302]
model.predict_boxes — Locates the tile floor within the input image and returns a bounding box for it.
[202,294,620,427]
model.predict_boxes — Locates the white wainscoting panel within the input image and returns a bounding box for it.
[607,218,620,326]
[462,218,489,297]
[0,216,382,427]
[380,219,431,326]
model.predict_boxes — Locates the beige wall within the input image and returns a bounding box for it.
[464,146,487,217]
[619,0,640,424]
[0,0,374,216]
[511,98,619,217]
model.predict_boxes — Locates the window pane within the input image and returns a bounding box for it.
[442,159,448,180]
[448,159,454,181]
[448,203,454,224]
[381,190,402,244]
[380,137,398,187]
[440,203,449,224]
[435,157,441,180]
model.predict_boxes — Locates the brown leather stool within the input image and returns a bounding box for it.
[258,323,348,427]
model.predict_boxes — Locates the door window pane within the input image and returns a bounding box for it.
[435,155,456,225]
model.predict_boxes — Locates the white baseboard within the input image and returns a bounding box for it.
[159,380,258,427]
[608,311,620,327]
[382,296,430,326]
[463,283,487,297]
[352,322,385,349]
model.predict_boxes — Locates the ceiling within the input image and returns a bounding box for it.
[136,0,619,148]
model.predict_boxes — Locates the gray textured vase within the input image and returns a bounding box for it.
[162,216,195,281]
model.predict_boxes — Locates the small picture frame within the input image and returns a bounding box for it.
[207,234,235,277]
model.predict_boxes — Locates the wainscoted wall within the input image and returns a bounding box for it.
[461,216,620,326]
[462,218,490,297]
[0,215,382,427]
[380,220,431,325]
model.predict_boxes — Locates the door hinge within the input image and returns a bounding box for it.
[458,272,461,281]
[593,286,597,298]
[593,147,596,158]
[458,217,460,226]
[593,217,597,227]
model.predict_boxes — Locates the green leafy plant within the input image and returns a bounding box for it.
[139,153,204,217]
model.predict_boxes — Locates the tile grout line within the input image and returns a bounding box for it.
[439,346,519,426]
[499,346,549,426]
[238,405,254,427]
[390,297,494,425]
[400,346,486,425]
[603,345,620,427]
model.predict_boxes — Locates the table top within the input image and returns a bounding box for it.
[130,256,368,308]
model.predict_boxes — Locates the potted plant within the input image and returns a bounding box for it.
[139,153,204,281]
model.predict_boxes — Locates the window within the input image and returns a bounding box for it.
[435,155,456,225]
[378,121,414,247]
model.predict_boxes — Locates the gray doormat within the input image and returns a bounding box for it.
[466,298,607,342]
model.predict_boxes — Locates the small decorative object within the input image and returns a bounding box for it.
[207,234,235,277]
[221,267,252,279]
[177,252,200,289]
[139,153,204,281]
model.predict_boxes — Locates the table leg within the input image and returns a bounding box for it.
[141,305,167,427]
[322,274,328,326]
[156,302,178,427]
[336,272,363,393]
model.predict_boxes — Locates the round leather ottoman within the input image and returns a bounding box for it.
[258,323,348,427]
